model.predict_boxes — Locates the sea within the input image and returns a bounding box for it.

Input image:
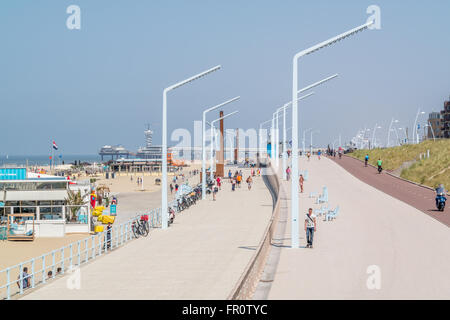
[0,155,102,167]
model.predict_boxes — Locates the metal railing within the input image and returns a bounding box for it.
[0,189,194,300]
[0,208,161,300]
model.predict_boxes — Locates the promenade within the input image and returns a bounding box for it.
[21,167,273,300]
[264,156,450,299]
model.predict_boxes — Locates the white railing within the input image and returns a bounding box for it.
[0,189,195,300]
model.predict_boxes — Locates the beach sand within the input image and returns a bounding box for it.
[75,162,204,194]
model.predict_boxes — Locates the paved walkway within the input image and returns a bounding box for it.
[331,155,450,227]
[266,156,450,299]
[22,167,273,299]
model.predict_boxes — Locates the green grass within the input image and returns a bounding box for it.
[348,140,450,188]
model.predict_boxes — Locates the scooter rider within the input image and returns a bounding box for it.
[435,184,447,207]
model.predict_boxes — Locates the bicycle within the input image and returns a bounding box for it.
[131,215,149,238]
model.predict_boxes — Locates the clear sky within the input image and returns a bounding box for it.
[1,0,449,155]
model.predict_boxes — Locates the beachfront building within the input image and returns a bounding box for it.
[0,168,91,238]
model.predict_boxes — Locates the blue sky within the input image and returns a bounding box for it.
[1,0,449,155]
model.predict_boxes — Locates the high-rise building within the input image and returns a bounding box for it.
[428,112,442,139]
[440,97,450,139]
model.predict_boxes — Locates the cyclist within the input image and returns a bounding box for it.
[377,158,383,173]
[365,154,369,167]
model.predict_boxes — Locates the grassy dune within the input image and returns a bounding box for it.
[349,140,450,188]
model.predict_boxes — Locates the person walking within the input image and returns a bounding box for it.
[213,184,218,201]
[307,152,311,161]
[170,183,173,194]
[286,166,291,181]
[318,150,322,160]
[299,174,304,193]
[216,176,221,190]
[175,183,179,192]
[237,174,242,188]
[231,178,236,191]
[246,176,253,190]
[228,170,232,180]
[304,208,317,248]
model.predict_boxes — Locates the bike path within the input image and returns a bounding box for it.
[331,155,450,227]
[22,167,273,300]
[267,157,450,299]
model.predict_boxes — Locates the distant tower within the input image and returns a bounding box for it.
[144,124,153,148]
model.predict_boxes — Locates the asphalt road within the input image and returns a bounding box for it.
[330,154,450,228]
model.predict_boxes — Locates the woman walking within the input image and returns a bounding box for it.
[246,176,253,190]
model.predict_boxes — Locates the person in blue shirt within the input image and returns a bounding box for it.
[365,154,369,167]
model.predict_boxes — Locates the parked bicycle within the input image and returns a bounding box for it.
[132,215,149,238]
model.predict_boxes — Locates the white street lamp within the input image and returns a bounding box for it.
[273,92,316,176]
[397,127,407,145]
[291,19,374,248]
[302,128,312,155]
[413,109,426,144]
[279,74,337,180]
[208,111,239,180]
[424,121,436,142]
[162,65,221,229]
[310,130,320,154]
[258,119,273,160]
[387,118,399,147]
[332,139,339,151]
[371,124,382,149]
[202,96,240,200]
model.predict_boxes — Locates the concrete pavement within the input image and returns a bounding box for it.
[22,167,273,299]
[266,156,450,299]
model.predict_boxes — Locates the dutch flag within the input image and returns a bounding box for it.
[52,140,58,150]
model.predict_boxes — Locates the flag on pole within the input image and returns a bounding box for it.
[52,140,58,150]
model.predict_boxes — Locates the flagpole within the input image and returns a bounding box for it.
[51,140,54,172]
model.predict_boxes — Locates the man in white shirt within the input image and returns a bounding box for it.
[304,208,317,248]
